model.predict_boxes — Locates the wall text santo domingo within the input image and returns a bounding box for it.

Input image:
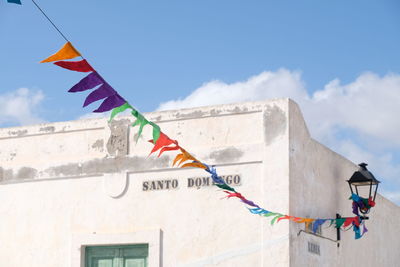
[142,175,241,191]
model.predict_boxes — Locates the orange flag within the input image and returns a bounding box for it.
[303,218,315,229]
[181,162,207,169]
[173,148,198,166]
[292,218,315,229]
[40,42,81,63]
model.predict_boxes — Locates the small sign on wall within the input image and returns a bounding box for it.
[142,174,241,191]
[308,241,320,255]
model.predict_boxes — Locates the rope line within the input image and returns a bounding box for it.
[31,0,69,43]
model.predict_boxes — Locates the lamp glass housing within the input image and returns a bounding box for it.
[347,163,380,214]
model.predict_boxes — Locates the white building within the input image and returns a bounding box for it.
[0,99,398,267]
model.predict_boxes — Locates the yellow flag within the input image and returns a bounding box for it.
[40,42,81,63]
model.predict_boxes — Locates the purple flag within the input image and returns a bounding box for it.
[93,94,125,113]
[241,199,260,208]
[352,201,359,216]
[362,223,368,235]
[69,72,103,93]
[83,83,116,107]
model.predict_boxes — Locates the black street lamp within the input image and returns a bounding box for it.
[347,163,380,214]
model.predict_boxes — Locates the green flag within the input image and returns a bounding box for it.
[149,122,161,143]
[132,111,149,143]
[109,102,132,122]
[271,215,284,225]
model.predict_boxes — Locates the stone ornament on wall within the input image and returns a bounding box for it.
[103,172,129,198]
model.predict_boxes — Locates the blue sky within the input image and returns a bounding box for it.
[1,0,400,204]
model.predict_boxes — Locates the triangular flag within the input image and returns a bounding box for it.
[362,223,368,235]
[263,212,280,217]
[224,191,244,200]
[54,59,94,72]
[148,122,161,143]
[93,94,125,113]
[241,198,260,208]
[109,102,132,122]
[293,218,308,224]
[204,164,225,184]
[248,208,269,215]
[354,225,361,239]
[343,218,355,228]
[69,72,103,93]
[149,132,178,157]
[277,215,292,223]
[158,145,180,157]
[271,215,284,225]
[335,218,346,229]
[129,108,161,142]
[312,219,326,233]
[303,218,315,230]
[215,183,235,192]
[41,42,81,63]
[132,113,149,142]
[83,83,116,107]
[353,216,360,227]
[7,0,21,4]
[173,148,198,166]
[181,162,207,169]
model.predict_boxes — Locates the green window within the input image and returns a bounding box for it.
[85,244,148,267]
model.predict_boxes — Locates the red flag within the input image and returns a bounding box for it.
[353,216,360,227]
[223,191,245,200]
[149,132,178,157]
[54,59,94,72]
[158,144,180,157]
[343,217,356,228]
[277,215,293,223]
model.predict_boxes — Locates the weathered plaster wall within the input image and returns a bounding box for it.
[287,100,400,267]
[1,99,397,266]
[0,100,291,267]
[336,177,400,266]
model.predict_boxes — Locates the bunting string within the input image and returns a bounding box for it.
[7,0,373,240]
[38,41,368,239]
[31,0,70,43]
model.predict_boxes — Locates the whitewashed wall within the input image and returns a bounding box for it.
[0,99,397,266]
[287,100,400,267]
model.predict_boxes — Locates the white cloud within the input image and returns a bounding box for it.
[335,139,400,183]
[0,88,45,126]
[157,69,400,203]
[158,69,400,148]
[307,72,400,147]
[158,69,308,111]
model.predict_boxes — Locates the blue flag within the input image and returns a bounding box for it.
[7,0,22,4]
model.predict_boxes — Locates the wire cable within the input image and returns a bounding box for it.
[31,0,69,42]
[297,230,339,244]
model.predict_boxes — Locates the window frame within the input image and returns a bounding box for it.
[71,229,161,267]
[85,244,149,267]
